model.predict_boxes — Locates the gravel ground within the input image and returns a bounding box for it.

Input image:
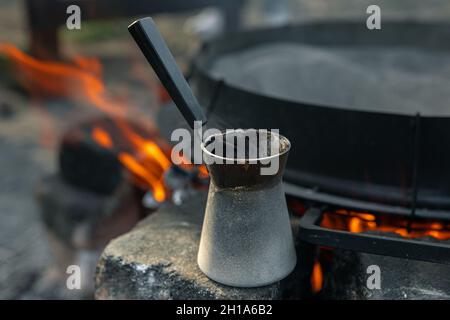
[0,96,55,299]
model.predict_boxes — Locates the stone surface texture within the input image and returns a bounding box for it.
[95,191,306,300]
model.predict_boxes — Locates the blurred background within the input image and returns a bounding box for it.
[1,0,450,299]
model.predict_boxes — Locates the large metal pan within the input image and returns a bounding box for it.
[190,21,450,219]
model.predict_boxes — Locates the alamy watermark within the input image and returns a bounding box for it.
[66,5,81,30]
[366,265,381,290]
[66,265,81,290]
[367,5,381,30]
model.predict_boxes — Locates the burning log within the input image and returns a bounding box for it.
[0,44,209,204]
[59,117,123,194]
[59,116,171,196]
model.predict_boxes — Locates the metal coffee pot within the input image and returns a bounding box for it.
[198,129,297,287]
[128,18,296,288]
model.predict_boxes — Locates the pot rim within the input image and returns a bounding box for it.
[200,129,291,162]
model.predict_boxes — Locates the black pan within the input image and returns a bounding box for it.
[190,21,450,219]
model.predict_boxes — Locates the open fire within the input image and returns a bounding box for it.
[321,209,450,241]
[288,198,450,295]
[0,43,207,203]
[305,207,450,296]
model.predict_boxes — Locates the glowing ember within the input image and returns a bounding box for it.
[0,43,208,202]
[197,165,209,179]
[311,261,323,294]
[92,126,113,149]
[321,209,450,241]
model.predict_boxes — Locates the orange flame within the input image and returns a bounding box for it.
[0,43,124,116]
[118,152,166,202]
[321,209,450,241]
[311,261,323,294]
[198,165,209,179]
[312,209,450,295]
[0,43,197,202]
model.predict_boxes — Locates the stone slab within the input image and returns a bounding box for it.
[95,191,307,299]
